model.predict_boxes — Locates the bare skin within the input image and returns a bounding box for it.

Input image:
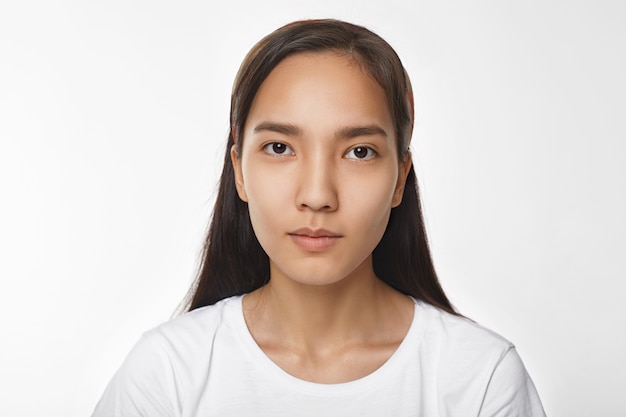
[234,52,415,383]
[243,260,414,383]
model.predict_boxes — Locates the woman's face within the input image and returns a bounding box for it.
[232,52,411,287]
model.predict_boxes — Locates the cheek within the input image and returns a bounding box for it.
[352,162,398,199]
[241,164,291,232]
[342,170,398,224]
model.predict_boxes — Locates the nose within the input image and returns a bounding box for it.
[295,155,338,212]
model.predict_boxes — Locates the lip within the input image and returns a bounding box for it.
[288,228,342,251]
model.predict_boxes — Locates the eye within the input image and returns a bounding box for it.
[345,146,376,160]
[263,142,294,156]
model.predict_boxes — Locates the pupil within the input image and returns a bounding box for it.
[354,147,367,158]
[273,143,285,154]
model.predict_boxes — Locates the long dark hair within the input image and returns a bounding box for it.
[185,19,455,314]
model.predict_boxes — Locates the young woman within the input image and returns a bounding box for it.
[93,19,546,416]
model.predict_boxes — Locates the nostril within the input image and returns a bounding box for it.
[297,195,338,212]
[295,167,339,211]
[298,202,334,211]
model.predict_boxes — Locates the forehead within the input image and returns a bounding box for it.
[244,52,394,136]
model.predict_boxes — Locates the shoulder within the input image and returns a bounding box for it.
[147,295,241,350]
[413,299,513,355]
[411,300,546,416]
[92,296,243,417]
[412,301,512,396]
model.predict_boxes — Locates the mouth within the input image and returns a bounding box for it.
[289,228,342,238]
[288,228,343,251]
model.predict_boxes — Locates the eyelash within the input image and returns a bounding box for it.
[263,142,294,156]
[262,142,377,160]
[345,146,377,160]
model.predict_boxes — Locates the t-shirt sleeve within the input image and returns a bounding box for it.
[478,347,546,417]
[91,331,179,417]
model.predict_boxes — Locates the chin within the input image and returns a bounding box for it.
[270,264,367,290]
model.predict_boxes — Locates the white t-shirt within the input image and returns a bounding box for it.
[92,296,546,416]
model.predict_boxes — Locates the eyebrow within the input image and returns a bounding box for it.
[253,122,302,136]
[334,125,388,139]
[253,122,388,139]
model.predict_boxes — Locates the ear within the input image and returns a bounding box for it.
[230,145,248,202]
[391,153,412,208]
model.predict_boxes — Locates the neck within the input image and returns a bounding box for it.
[242,258,413,354]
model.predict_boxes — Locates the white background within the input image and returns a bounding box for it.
[1,1,625,416]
